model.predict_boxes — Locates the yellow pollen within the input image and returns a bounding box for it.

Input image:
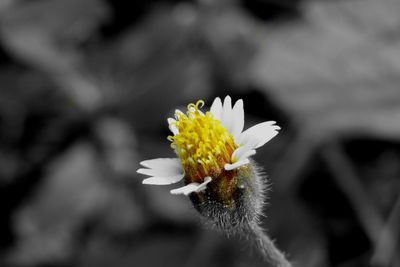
[169,100,237,182]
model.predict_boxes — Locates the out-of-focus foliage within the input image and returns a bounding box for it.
[0,0,399,267]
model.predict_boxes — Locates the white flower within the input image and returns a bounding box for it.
[137,96,280,196]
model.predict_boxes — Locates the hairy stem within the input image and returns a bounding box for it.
[247,223,293,267]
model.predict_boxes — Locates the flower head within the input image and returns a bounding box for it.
[136,97,289,265]
[168,100,237,182]
[137,96,280,197]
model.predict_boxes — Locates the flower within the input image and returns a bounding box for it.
[137,96,280,196]
[136,98,291,266]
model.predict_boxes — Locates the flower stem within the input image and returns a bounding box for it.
[247,222,293,267]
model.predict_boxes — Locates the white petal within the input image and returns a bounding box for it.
[137,168,181,177]
[167,118,179,135]
[143,174,184,185]
[170,177,212,195]
[140,158,181,170]
[174,109,186,120]
[224,159,250,171]
[231,138,258,160]
[238,121,280,149]
[221,96,233,131]
[138,158,184,185]
[231,99,244,137]
[210,97,222,120]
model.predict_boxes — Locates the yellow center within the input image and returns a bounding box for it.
[169,100,237,183]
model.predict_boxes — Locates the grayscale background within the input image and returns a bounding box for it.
[0,0,399,266]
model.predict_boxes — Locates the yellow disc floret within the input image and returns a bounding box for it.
[169,100,237,183]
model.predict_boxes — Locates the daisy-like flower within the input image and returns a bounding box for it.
[137,96,280,197]
[137,96,291,266]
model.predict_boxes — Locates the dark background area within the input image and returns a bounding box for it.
[0,0,399,266]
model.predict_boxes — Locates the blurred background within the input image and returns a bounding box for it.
[0,0,399,266]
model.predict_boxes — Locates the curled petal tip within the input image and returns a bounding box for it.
[224,159,250,170]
